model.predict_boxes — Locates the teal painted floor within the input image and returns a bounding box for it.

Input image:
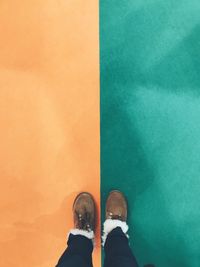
[100,1,200,266]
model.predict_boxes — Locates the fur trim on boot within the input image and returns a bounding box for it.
[69,229,94,239]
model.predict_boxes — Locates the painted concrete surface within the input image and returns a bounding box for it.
[100,1,200,266]
[0,1,100,267]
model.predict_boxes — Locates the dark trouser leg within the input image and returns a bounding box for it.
[56,234,93,267]
[104,227,139,267]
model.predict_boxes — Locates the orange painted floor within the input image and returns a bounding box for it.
[0,1,100,267]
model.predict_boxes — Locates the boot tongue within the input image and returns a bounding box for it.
[110,214,122,220]
[84,212,92,231]
[77,212,92,231]
[108,212,123,220]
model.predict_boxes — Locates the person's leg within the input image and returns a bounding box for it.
[56,192,96,267]
[103,191,139,267]
[56,232,93,267]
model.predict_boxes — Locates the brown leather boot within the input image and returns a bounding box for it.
[106,190,127,221]
[73,192,96,232]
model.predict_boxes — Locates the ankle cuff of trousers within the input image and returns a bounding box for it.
[68,229,95,247]
[66,233,94,265]
[102,219,129,246]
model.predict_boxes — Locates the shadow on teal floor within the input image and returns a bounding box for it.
[100,1,200,266]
